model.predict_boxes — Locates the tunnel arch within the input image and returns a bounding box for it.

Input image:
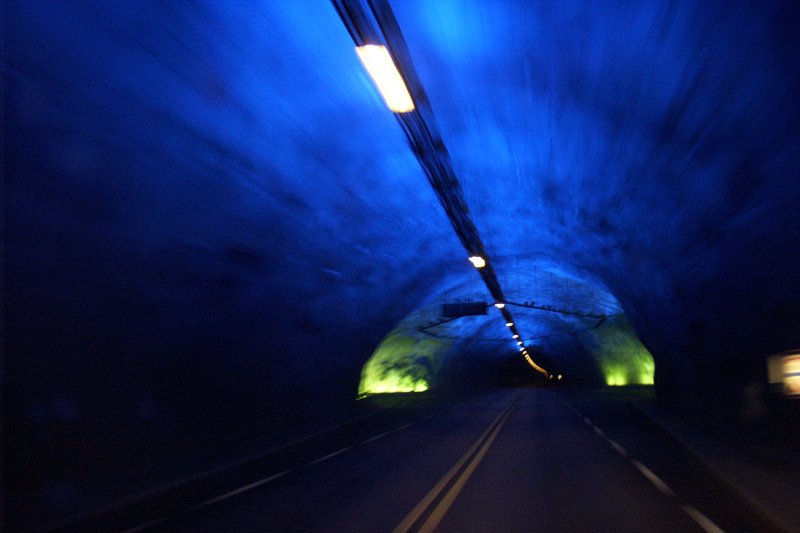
[358,258,655,394]
[6,2,800,524]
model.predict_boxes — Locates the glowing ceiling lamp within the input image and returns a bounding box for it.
[505,322,513,327]
[494,302,505,309]
[468,256,486,268]
[512,334,519,339]
[517,341,523,345]
[355,45,415,113]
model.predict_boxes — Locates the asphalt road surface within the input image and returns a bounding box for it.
[67,387,783,532]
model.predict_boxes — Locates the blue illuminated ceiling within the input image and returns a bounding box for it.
[337,0,800,389]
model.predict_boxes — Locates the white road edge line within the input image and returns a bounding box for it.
[572,405,724,531]
[306,446,352,467]
[121,517,168,533]
[124,413,429,531]
[358,420,422,447]
[631,459,675,497]
[607,438,629,457]
[682,505,726,533]
[126,468,294,531]
[106,410,391,531]
[362,432,389,444]
[379,422,415,439]
[194,470,291,508]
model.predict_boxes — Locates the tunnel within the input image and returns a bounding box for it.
[5,1,800,531]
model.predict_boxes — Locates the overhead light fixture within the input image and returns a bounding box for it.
[512,334,519,339]
[517,341,523,345]
[505,322,513,327]
[494,302,505,309]
[355,45,415,113]
[468,256,486,268]
[558,374,563,380]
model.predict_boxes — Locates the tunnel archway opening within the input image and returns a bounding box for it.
[357,259,655,396]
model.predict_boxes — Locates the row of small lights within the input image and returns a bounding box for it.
[352,44,557,380]
[469,256,554,378]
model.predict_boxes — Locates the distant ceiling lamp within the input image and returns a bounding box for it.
[355,45,415,113]
[468,256,486,268]
[494,302,505,309]
[558,374,563,380]
[505,322,513,327]
[512,334,519,339]
[517,341,523,345]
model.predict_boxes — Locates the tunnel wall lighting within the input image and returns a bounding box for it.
[513,334,519,339]
[468,256,486,268]
[494,302,505,309]
[356,45,415,113]
[517,341,523,345]
[505,322,513,327]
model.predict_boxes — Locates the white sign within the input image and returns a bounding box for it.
[783,354,800,397]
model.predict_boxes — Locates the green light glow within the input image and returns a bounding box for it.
[583,319,655,386]
[358,333,449,395]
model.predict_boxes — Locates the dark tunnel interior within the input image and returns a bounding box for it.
[4,0,800,529]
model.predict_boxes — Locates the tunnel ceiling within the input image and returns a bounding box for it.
[6,0,800,435]
[333,0,800,391]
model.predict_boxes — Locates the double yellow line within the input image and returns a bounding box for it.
[393,400,517,533]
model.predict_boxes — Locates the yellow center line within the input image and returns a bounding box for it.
[417,405,514,532]
[393,400,517,533]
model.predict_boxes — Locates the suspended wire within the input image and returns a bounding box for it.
[418,316,607,341]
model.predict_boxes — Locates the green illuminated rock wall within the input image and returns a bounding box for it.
[580,319,655,386]
[358,332,451,395]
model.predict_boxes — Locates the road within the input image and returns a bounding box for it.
[114,387,780,532]
[68,387,783,532]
